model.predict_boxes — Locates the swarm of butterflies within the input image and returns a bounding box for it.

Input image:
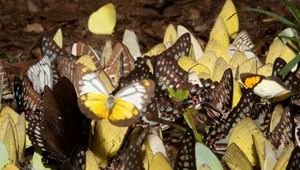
[1,0,300,169]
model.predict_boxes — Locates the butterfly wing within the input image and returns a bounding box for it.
[232,30,254,50]
[174,129,196,170]
[112,79,155,126]
[164,33,191,60]
[75,65,110,120]
[0,62,13,102]
[14,76,41,120]
[104,42,135,87]
[122,29,141,60]
[27,86,68,165]
[27,77,89,167]
[60,144,86,170]
[27,56,53,93]
[57,56,76,83]
[88,3,116,35]
[71,41,102,71]
[41,36,77,82]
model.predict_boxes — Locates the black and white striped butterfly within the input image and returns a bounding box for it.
[232,30,254,50]
[27,56,53,94]
[27,77,90,168]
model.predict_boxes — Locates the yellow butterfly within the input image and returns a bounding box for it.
[88,3,116,35]
[53,28,62,48]
[75,65,155,126]
[219,0,239,38]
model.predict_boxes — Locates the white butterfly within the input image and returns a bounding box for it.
[27,56,53,93]
[75,65,155,126]
[122,29,141,60]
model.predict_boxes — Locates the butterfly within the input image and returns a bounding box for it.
[189,68,233,122]
[104,42,135,87]
[272,57,300,90]
[106,127,148,170]
[88,3,116,35]
[177,25,203,62]
[0,62,14,103]
[286,146,300,169]
[240,72,294,103]
[163,33,191,61]
[174,129,196,170]
[0,107,27,168]
[122,29,141,60]
[26,77,90,168]
[204,89,270,153]
[75,64,155,126]
[41,36,77,82]
[121,128,147,170]
[267,106,294,157]
[27,56,53,93]
[72,41,103,71]
[14,76,41,121]
[57,56,77,84]
[232,30,254,50]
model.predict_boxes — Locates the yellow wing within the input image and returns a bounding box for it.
[228,117,266,166]
[91,120,128,167]
[223,143,253,170]
[209,17,229,50]
[88,3,116,34]
[53,28,63,48]
[219,0,239,38]
[149,152,172,170]
[163,24,178,45]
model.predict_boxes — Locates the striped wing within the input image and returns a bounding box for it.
[0,62,13,102]
[27,77,89,167]
[27,56,53,93]
[71,41,102,71]
[198,69,233,119]
[57,56,76,83]
[14,76,41,120]
[104,42,135,87]
[268,106,294,156]
[232,30,254,50]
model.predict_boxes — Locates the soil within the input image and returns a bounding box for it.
[1,0,300,77]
